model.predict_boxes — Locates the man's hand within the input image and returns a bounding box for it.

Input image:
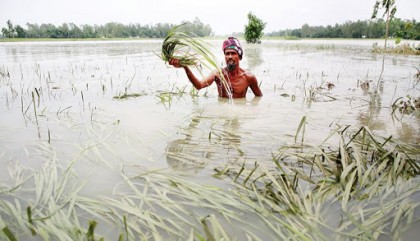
[169,58,183,68]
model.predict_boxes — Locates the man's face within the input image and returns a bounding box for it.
[224,49,240,72]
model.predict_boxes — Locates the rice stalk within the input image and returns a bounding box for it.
[86,220,97,241]
[26,206,36,235]
[31,91,38,122]
[2,226,17,241]
[294,115,307,143]
[199,214,230,241]
[122,215,128,241]
[340,164,357,211]
[104,198,180,237]
[261,212,313,241]
[343,211,375,240]
[338,187,416,240]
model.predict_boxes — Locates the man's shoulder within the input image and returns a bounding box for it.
[241,68,256,79]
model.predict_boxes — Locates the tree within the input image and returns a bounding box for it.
[81,24,96,38]
[15,25,26,38]
[26,23,40,38]
[372,0,397,49]
[1,20,16,38]
[301,24,310,38]
[244,12,266,44]
[1,27,8,38]
[178,17,213,37]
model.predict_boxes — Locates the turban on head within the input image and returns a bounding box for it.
[222,37,243,59]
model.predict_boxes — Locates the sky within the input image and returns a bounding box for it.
[0,0,419,35]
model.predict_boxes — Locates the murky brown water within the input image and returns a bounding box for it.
[0,39,419,240]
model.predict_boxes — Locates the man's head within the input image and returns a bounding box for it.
[222,37,243,60]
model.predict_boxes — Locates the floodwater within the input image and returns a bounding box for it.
[0,39,419,240]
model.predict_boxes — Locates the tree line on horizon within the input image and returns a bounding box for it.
[268,18,419,40]
[0,18,212,39]
[1,18,419,40]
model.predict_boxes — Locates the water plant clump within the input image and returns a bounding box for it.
[371,42,420,55]
[215,125,419,240]
[392,95,420,116]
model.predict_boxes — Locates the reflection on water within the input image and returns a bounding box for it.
[166,114,215,171]
[166,98,263,172]
[397,122,420,142]
[244,44,264,71]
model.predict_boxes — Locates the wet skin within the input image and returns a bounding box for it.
[169,49,263,98]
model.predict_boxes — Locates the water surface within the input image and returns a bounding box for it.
[0,39,419,240]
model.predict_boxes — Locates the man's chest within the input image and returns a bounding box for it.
[229,76,249,93]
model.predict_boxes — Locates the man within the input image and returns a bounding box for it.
[169,37,263,98]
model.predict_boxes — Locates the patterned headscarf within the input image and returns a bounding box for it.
[222,37,243,59]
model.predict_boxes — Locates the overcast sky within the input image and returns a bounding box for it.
[0,0,419,35]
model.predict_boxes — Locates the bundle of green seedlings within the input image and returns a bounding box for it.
[160,25,232,98]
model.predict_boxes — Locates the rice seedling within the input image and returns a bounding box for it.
[31,91,38,123]
[294,116,307,144]
[2,226,17,241]
[113,92,147,100]
[413,66,420,82]
[156,92,173,109]
[26,206,36,235]
[0,66,10,79]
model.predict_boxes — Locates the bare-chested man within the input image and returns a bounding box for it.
[169,37,263,98]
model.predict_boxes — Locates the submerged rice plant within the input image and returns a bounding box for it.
[391,95,420,119]
[215,124,419,240]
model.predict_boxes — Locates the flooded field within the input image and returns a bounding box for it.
[0,39,419,240]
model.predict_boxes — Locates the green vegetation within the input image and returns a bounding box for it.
[1,20,15,38]
[244,12,266,43]
[2,16,418,40]
[160,25,204,67]
[1,18,212,39]
[391,95,420,118]
[216,125,419,240]
[372,42,420,55]
[113,92,147,100]
[267,18,419,40]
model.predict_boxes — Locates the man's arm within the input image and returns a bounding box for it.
[169,58,214,90]
[248,74,263,97]
[183,66,215,90]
